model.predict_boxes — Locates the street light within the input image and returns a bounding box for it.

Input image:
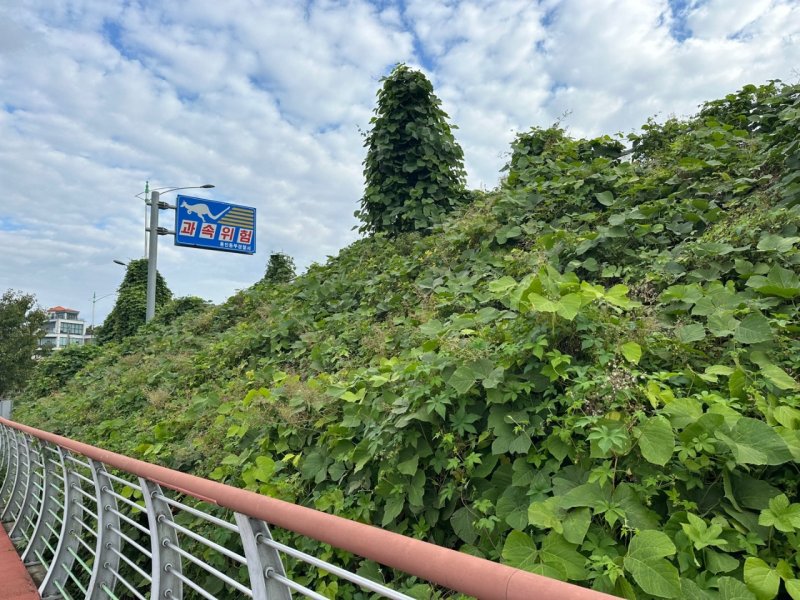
[90,291,117,337]
[142,183,214,322]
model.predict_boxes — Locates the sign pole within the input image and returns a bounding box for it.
[146,190,160,323]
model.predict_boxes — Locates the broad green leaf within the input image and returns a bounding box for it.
[682,579,714,600]
[750,352,799,391]
[786,580,800,600]
[501,530,538,571]
[623,530,681,598]
[561,507,591,545]
[734,313,773,344]
[705,549,739,574]
[397,454,418,476]
[746,265,800,299]
[595,191,615,206]
[488,276,517,295]
[450,506,478,544]
[718,418,792,466]
[556,293,583,320]
[676,323,706,343]
[707,311,739,337]
[719,576,758,600]
[638,415,675,466]
[381,495,404,526]
[528,293,558,313]
[621,341,642,364]
[744,557,780,600]
[757,233,800,253]
[496,487,529,530]
[528,497,564,533]
[447,366,477,394]
[538,532,588,580]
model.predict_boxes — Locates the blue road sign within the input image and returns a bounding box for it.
[174,195,256,255]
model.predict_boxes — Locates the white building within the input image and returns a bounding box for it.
[41,306,87,350]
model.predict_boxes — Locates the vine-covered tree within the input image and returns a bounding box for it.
[0,290,46,396]
[97,259,171,344]
[357,64,467,234]
[263,252,296,284]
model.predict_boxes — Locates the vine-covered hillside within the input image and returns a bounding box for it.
[17,82,800,600]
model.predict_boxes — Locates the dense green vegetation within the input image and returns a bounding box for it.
[358,64,467,234]
[16,81,800,599]
[97,258,172,343]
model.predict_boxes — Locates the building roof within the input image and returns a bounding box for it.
[47,306,80,313]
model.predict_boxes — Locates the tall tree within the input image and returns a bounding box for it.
[97,259,172,344]
[262,252,296,284]
[357,64,467,234]
[0,290,46,396]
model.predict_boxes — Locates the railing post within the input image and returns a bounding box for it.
[234,513,292,600]
[40,447,84,597]
[22,442,61,564]
[87,459,121,599]
[1,429,31,524]
[10,434,43,541]
[140,478,183,599]
[0,424,15,502]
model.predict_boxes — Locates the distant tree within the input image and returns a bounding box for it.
[97,259,171,344]
[357,63,467,234]
[0,290,46,396]
[263,252,296,284]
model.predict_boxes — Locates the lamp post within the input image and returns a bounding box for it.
[90,291,117,338]
[142,184,214,322]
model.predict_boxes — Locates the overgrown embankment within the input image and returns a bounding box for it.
[17,82,800,600]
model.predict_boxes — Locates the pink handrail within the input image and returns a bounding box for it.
[0,418,618,600]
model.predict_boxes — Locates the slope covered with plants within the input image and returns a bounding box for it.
[15,81,800,600]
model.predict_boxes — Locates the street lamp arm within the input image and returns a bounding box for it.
[135,184,214,199]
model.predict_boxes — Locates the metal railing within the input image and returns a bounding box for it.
[0,418,616,600]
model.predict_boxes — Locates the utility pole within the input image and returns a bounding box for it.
[146,190,160,322]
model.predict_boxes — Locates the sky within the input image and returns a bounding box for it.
[1,0,799,326]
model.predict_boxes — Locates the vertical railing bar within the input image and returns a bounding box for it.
[140,477,183,599]
[1,428,26,521]
[10,434,39,540]
[234,513,292,600]
[22,439,57,562]
[86,459,121,600]
[39,447,85,597]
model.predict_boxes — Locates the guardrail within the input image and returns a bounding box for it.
[0,417,617,600]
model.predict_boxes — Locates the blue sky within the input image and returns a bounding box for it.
[1,0,798,324]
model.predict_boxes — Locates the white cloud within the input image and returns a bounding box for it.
[0,0,798,324]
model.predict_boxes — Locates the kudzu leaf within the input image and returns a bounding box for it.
[556,293,582,320]
[676,323,706,343]
[450,506,478,544]
[595,191,615,206]
[623,530,681,598]
[561,507,591,545]
[718,576,758,600]
[501,530,539,571]
[744,557,780,600]
[638,416,675,466]
[734,313,772,344]
[756,233,800,253]
[621,341,642,364]
[538,532,587,581]
[786,580,800,600]
[746,265,800,299]
[447,366,477,394]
